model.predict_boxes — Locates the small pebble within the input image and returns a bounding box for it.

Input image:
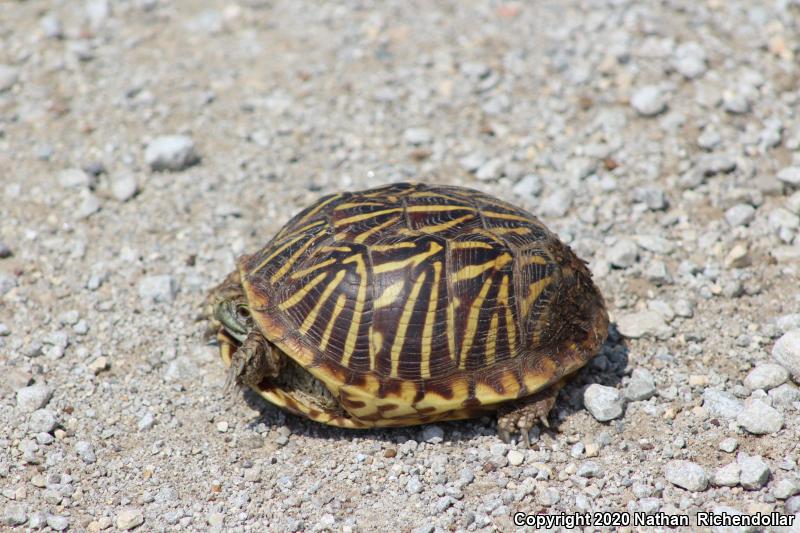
[403,127,432,145]
[724,204,756,227]
[624,368,656,401]
[145,135,199,171]
[46,515,69,531]
[744,363,789,391]
[712,462,740,487]
[702,389,743,419]
[540,189,574,217]
[673,42,707,79]
[719,438,738,453]
[664,460,708,492]
[773,330,800,379]
[631,85,667,116]
[75,440,97,463]
[583,384,624,422]
[138,275,178,303]
[0,64,19,92]
[111,174,139,202]
[58,168,94,189]
[3,504,27,526]
[777,167,800,187]
[116,508,144,530]
[737,399,784,435]
[738,454,770,490]
[774,478,800,500]
[607,238,639,268]
[16,384,53,413]
[616,311,671,339]
[507,450,524,466]
[29,409,57,434]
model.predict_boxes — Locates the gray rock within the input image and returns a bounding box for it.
[145,135,199,171]
[616,311,671,339]
[512,174,542,197]
[738,454,770,490]
[769,383,800,409]
[475,158,504,181]
[624,368,656,401]
[724,204,756,227]
[737,399,784,435]
[86,0,111,30]
[773,330,800,379]
[719,438,738,453]
[631,85,667,116]
[712,462,740,487]
[76,191,101,219]
[0,272,18,295]
[421,425,444,443]
[664,460,708,492]
[777,167,800,187]
[673,42,707,79]
[116,508,145,530]
[75,440,97,463]
[3,504,27,526]
[406,476,423,494]
[111,174,139,202]
[774,478,800,500]
[702,389,743,419]
[507,450,524,466]
[744,363,789,391]
[787,192,800,215]
[697,128,721,150]
[776,314,800,333]
[583,384,624,422]
[58,167,94,189]
[40,13,63,39]
[29,409,57,433]
[46,515,69,531]
[540,189,573,217]
[164,356,196,382]
[787,496,800,515]
[138,412,156,431]
[459,152,486,172]
[403,127,432,145]
[16,384,53,413]
[577,461,603,478]
[0,64,19,92]
[138,275,178,303]
[607,238,639,268]
[723,89,751,114]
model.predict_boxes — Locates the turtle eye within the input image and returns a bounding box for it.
[236,305,250,321]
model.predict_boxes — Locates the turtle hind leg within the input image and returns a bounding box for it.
[497,379,567,446]
[225,330,282,393]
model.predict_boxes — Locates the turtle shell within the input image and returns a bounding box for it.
[237,182,608,427]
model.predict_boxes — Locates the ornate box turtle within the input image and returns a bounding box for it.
[207,183,608,442]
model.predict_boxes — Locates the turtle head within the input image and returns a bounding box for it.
[205,269,253,344]
[213,298,252,344]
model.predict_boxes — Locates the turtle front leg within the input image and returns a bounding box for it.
[497,380,566,446]
[226,330,283,391]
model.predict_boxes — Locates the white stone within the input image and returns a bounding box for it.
[773,330,800,380]
[16,384,53,413]
[138,275,178,303]
[737,399,784,435]
[145,135,199,171]
[712,462,740,487]
[583,384,624,422]
[777,167,800,187]
[631,85,667,116]
[616,311,672,339]
[744,364,789,391]
[664,460,708,491]
[738,454,770,490]
[116,508,144,530]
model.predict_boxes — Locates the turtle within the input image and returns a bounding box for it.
[206,182,608,443]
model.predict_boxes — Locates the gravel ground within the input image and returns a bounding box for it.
[2,0,800,531]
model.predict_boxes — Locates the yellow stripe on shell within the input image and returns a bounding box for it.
[420,261,442,379]
[249,233,305,276]
[373,241,443,274]
[333,201,387,210]
[368,327,382,371]
[485,312,499,367]
[452,252,512,283]
[481,211,532,223]
[446,297,458,361]
[351,215,402,243]
[406,204,475,213]
[459,276,494,370]
[498,275,516,357]
[451,241,494,250]
[340,254,368,368]
[522,276,551,319]
[289,258,337,280]
[374,280,405,309]
[295,193,342,224]
[415,214,475,234]
[270,231,325,283]
[319,293,347,351]
[333,208,403,227]
[278,271,328,311]
[299,269,346,335]
[390,269,427,378]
